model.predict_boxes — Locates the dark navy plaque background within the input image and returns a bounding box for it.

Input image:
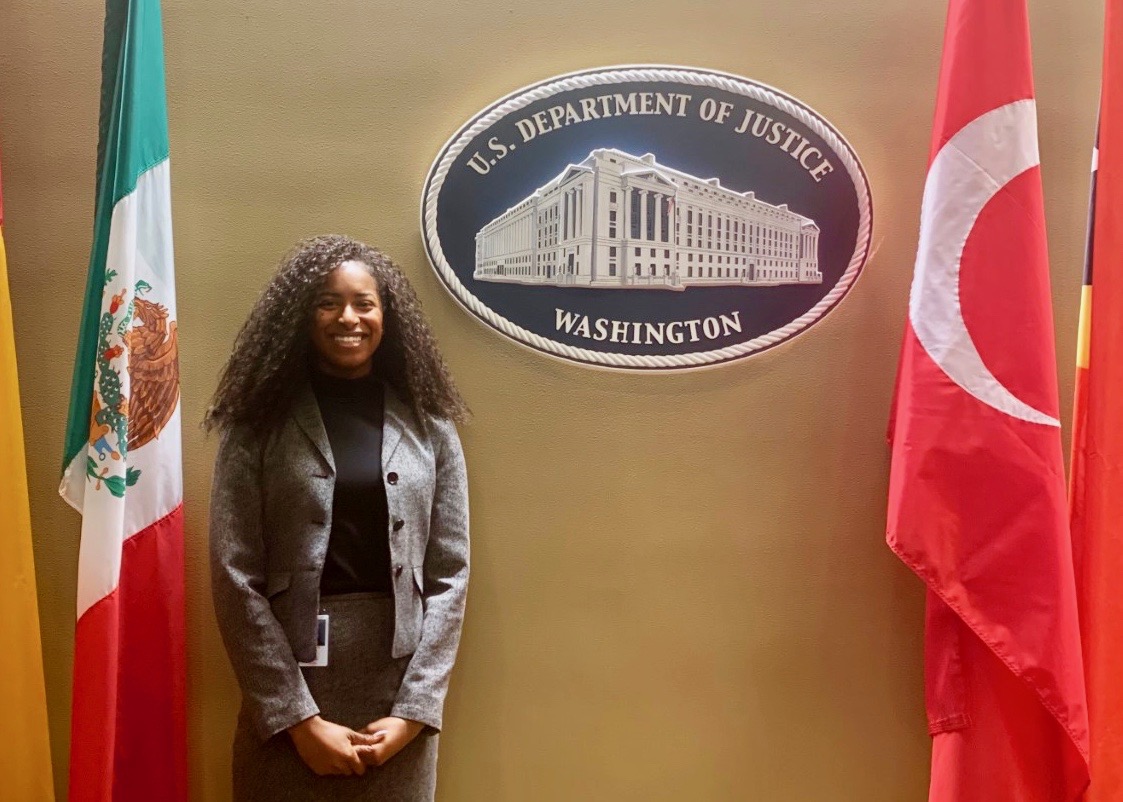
[427,71,865,362]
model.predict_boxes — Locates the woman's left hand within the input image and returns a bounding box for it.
[355,717,425,766]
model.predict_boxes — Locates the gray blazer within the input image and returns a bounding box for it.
[209,382,469,741]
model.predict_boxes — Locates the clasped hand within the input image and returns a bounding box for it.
[289,715,424,776]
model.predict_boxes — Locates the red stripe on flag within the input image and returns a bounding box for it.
[69,506,187,802]
[69,590,117,802]
[1071,2,1123,796]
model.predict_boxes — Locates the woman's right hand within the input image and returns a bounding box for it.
[288,715,384,776]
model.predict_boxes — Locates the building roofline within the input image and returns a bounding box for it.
[477,146,815,235]
[592,147,812,223]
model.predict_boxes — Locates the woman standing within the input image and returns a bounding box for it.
[206,235,470,800]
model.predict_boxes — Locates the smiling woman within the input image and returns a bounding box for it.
[309,261,386,379]
[204,235,471,801]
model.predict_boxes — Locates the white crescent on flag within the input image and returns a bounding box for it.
[909,98,1060,427]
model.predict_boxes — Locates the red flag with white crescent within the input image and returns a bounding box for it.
[887,0,1090,798]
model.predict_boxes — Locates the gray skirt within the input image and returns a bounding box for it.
[232,593,439,801]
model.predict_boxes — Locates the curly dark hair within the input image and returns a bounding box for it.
[204,234,468,434]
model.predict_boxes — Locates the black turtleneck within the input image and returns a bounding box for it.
[310,368,391,595]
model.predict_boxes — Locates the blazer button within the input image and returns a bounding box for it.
[393,519,405,532]
[394,565,403,577]
[387,472,398,485]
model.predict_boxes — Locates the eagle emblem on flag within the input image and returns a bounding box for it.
[86,275,179,497]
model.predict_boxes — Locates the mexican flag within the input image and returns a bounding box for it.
[59,1,187,799]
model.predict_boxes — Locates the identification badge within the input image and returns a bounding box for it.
[298,614,329,667]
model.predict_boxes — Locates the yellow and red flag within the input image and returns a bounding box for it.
[0,150,56,796]
[1070,3,1123,800]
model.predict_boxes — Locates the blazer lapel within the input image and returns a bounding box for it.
[382,385,409,468]
[290,382,335,474]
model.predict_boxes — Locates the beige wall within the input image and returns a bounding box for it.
[0,1,1101,799]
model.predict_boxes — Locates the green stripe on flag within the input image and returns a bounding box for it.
[63,0,170,473]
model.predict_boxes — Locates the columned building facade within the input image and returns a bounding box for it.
[474,148,821,289]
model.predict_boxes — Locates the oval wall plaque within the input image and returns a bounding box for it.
[421,65,873,370]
